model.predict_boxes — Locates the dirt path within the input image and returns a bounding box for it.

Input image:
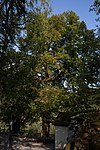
[0,134,55,150]
[12,137,55,150]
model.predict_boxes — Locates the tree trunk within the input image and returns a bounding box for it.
[42,119,50,138]
[47,122,50,137]
[70,141,75,150]
[88,139,94,150]
[12,118,21,135]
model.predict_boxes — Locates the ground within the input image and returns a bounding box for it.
[12,137,55,150]
[0,135,55,150]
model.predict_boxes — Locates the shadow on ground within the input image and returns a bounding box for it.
[12,137,55,150]
[0,133,55,150]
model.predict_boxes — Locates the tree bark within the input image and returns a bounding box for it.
[12,118,21,135]
[42,119,50,138]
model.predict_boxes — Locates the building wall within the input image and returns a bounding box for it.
[55,126,74,150]
[55,126,69,149]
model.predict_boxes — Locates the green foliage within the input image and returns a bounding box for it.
[90,0,100,34]
[0,3,99,136]
[20,11,100,129]
[0,50,38,131]
[0,0,50,133]
[90,0,100,16]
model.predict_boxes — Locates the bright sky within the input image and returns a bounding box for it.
[50,0,98,29]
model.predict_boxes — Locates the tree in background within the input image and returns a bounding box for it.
[0,2,99,145]
[90,0,100,35]
[0,0,50,134]
[0,0,50,52]
[19,11,100,138]
[90,0,100,19]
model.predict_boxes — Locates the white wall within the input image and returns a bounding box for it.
[55,126,69,149]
